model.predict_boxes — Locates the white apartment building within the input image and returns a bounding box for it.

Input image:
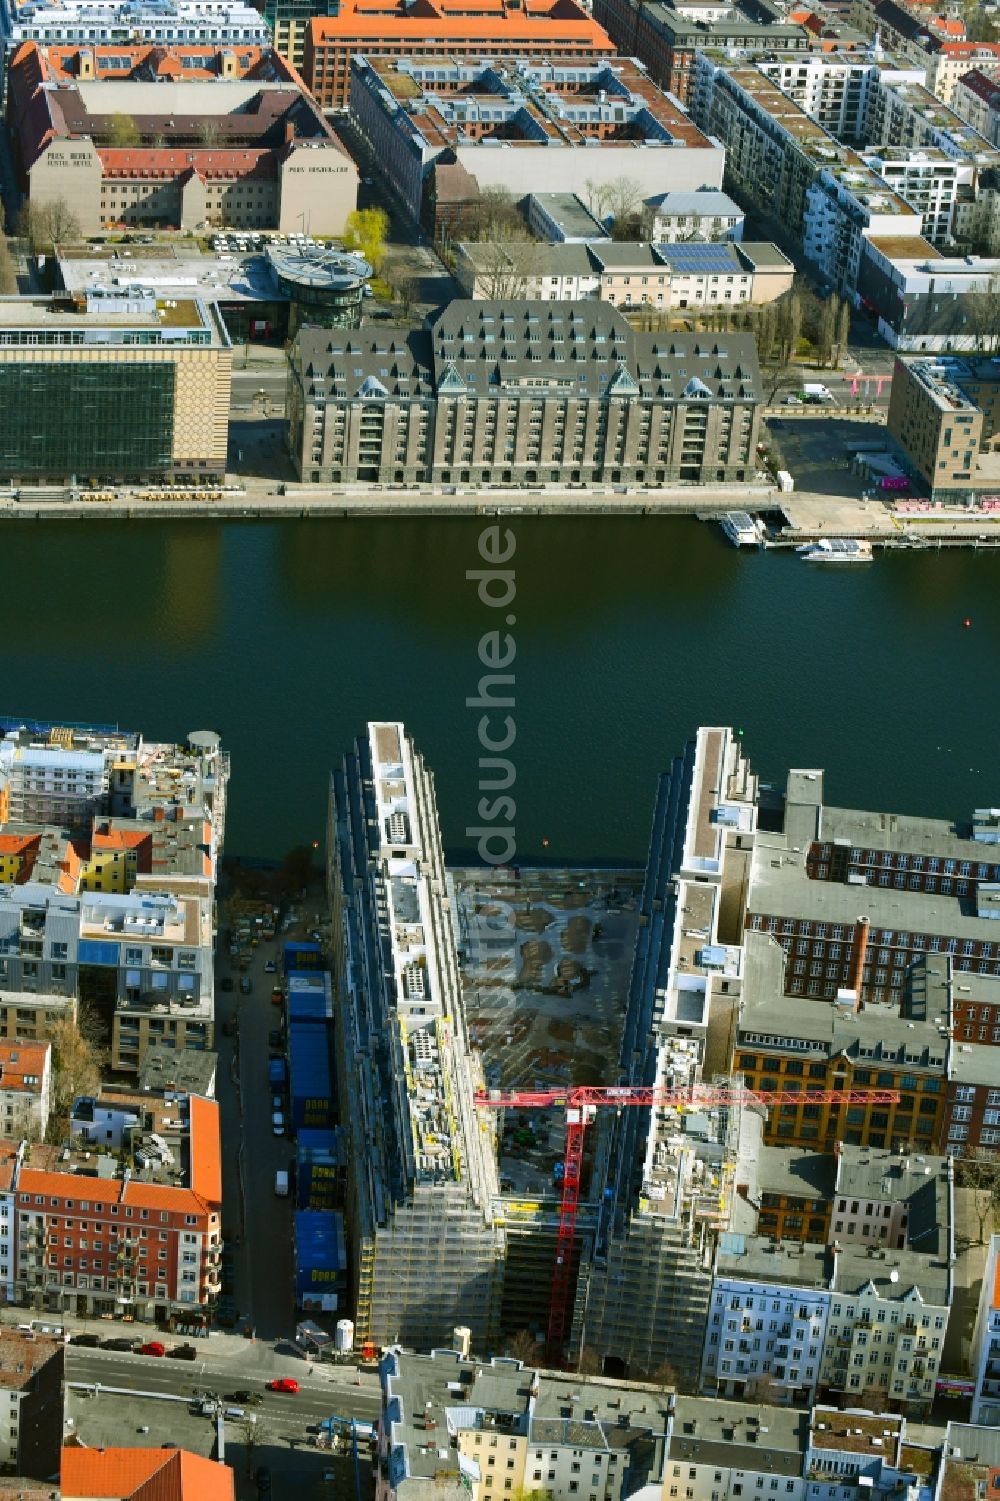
[970,1232,1000,1425]
[703,1243,832,1404]
[0,1043,51,1141]
[756,53,924,144]
[803,164,923,294]
[666,1397,808,1501]
[863,148,967,246]
[1,0,268,49]
[642,190,745,242]
[818,1249,951,1414]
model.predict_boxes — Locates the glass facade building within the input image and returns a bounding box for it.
[0,363,176,479]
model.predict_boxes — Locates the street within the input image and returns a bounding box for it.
[65,1344,380,1501]
[216,929,297,1341]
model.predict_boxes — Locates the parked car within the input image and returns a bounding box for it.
[268,1029,283,1049]
[240,976,252,995]
[271,987,283,1005]
[256,1467,272,1492]
[103,1337,140,1351]
[267,1377,299,1394]
[264,959,276,973]
[139,1341,166,1357]
[70,1332,101,1347]
[223,1016,237,1037]
[272,1111,286,1137]
[169,1344,197,1361]
[220,976,233,992]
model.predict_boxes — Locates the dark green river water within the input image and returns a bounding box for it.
[7,517,996,859]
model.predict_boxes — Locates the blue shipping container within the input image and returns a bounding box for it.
[287,970,333,1023]
[295,1210,347,1306]
[284,942,323,973]
[288,1025,334,1130]
[297,1128,339,1210]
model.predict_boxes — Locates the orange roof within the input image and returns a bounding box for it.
[0,833,39,858]
[937,39,1000,54]
[61,1447,234,1501]
[928,16,965,35]
[19,1098,220,1218]
[0,1041,49,1095]
[309,0,610,44]
[188,1094,222,1208]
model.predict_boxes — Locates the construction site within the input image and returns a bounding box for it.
[327,718,982,1397]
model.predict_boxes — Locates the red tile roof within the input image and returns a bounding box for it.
[0,1041,49,1096]
[308,0,610,44]
[61,1447,234,1501]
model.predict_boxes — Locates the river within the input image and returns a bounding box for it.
[7,516,996,859]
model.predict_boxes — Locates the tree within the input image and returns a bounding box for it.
[0,235,16,295]
[649,1360,679,1389]
[462,187,530,244]
[344,207,389,271]
[968,275,1000,353]
[387,269,417,318]
[468,240,541,300]
[105,112,140,148]
[197,120,222,149]
[576,1346,602,1375]
[18,198,81,251]
[585,176,643,236]
[834,297,851,369]
[817,296,836,367]
[38,1012,105,1141]
[756,303,777,365]
[506,1329,541,1364]
[778,291,802,365]
[958,1149,1000,1243]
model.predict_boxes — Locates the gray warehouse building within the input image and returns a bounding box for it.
[287,300,762,487]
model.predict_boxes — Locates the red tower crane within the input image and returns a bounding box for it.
[474,1082,901,1366]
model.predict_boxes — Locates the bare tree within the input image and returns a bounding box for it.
[389,270,418,319]
[958,1149,1000,1242]
[506,1329,541,1365]
[0,235,17,295]
[197,119,222,149]
[968,275,1000,352]
[19,197,82,250]
[468,240,541,300]
[576,1346,602,1375]
[585,176,643,237]
[463,187,531,243]
[835,298,851,367]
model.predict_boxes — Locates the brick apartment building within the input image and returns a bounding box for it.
[14,1093,221,1324]
[303,0,614,109]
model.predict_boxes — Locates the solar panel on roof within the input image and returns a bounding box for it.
[659,243,740,274]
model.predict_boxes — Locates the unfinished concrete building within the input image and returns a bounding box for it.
[328,721,505,1350]
[576,727,761,1384]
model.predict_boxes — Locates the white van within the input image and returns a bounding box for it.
[275,1170,289,1197]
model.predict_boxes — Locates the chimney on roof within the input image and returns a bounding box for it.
[285,121,296,144]
[77,47,95,78]
[847,916,870,1010]
[153,806,166,823]
[219,47,237,77]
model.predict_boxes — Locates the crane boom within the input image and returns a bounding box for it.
[476,1079,901,1365]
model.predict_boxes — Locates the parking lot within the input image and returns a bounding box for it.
[763,416,892,497]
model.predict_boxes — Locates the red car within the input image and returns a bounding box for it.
[268,1377,299,1394]
[139,1341,166,1357]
